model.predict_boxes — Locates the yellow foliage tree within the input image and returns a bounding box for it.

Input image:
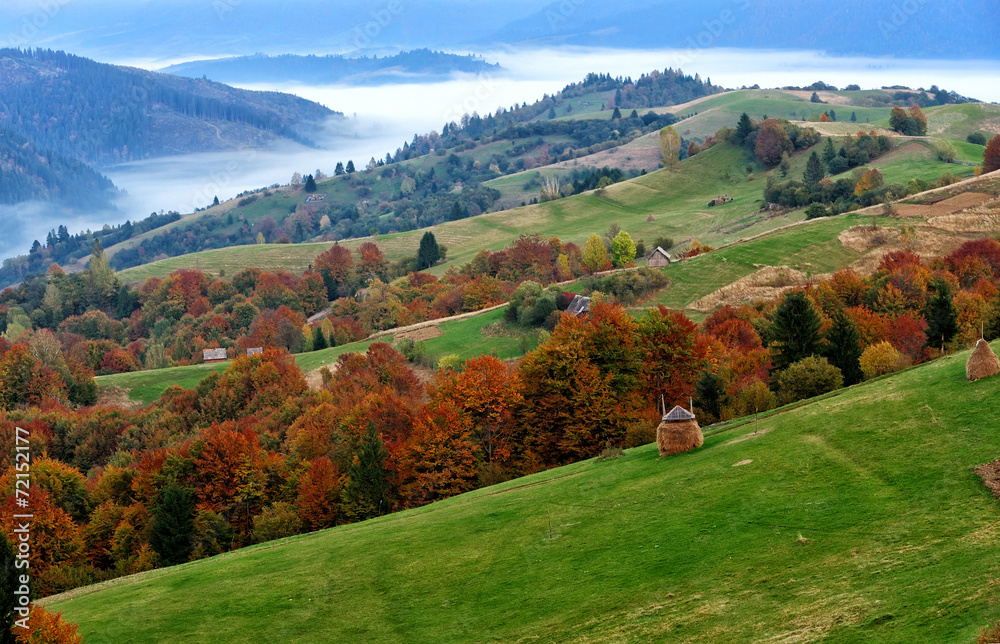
[659,125,681,170]
[859,341,904,380]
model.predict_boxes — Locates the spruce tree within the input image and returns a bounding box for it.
[417,232,440,270]
[151,483,195,566]
[735,112,754,143]
[345,160,356,173]
[803,151,825,188]
[821,137,837,168]
[312,325,328,350]
[823,309,863,385]
[334,161,345,175]
[341,423,391,522]
[1,533,17,644]
[770,290,823,370]
[925,279,958,348]
[304,174,317,192]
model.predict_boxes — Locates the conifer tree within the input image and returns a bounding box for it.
[735,112,754,143]
[821,137,837,168]
[925,279,958,348]
[770,290,822,370]
[417,232,440,270]
[341,423,391,522]
[823,308,863,385]
[803,150,825,187]
[304,174,317,193]
[1,533,16,644]
[151,483,195,566]
[312,325,328,350]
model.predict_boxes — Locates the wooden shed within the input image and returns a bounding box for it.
[203,348,228,363]
[647,247,671,268]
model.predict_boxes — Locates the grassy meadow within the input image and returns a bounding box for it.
[48,341,1000,642]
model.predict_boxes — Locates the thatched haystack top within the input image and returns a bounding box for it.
[656,413,702,457]
[967,338,1000,381]
[662,405,696,422]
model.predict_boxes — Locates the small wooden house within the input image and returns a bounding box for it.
[203,348,228,363]
[647,246,671,268]
[246,347,263,357]
[566,294,592,317]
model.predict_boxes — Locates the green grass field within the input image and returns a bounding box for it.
[95,307,534,403]
[49,342,1000,642]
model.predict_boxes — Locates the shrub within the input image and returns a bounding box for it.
[859,341,905,380]
[437,354,462,371]
[776,356,844,404]
[805,203,828,220]
[733,380,778,416]
[252,502,303,543]
[13,606,84,644]
[967,132,987,146]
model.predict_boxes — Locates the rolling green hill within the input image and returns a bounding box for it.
[47,341,1000,642]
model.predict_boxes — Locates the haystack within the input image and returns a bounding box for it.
[656,405,703,457]
[967,338,1000,381]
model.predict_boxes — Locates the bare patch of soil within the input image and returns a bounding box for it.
[975,459,1000,503]
[689,266,812,312]
[393,325,442,342]
[96,386,144,411]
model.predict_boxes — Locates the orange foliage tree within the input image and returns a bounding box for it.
[984,134,1000,174]
[13,605,83,644]
[295,457,341,531]
[400,401,480,507]
[432,355,523,466]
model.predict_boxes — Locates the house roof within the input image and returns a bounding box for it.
[662,405,696,422]
[647,246,671,260]
[566,294,591,316]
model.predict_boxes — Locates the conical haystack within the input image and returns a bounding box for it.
[656,405,703,457]
[967,338,1000,381]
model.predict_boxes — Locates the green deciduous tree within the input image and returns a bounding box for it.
[611,231,636,267]
[583,233,611,274]
[777,356,843,403]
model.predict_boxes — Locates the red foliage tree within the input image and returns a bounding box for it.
[295,457,341,531]
[637,306,705,407]
[754,119,793,167]
[984,134,1000,174]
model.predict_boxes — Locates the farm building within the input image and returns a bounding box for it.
[646,247,671,268]
[203,348,228,363]
[566,295,592,317]
[247,347,263,357]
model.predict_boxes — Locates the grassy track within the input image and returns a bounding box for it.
[49,342,1000,642]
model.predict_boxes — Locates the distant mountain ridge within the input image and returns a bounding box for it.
[486,0,999,58]
[0,126,117,208]
[12,0,999,62]
[161,49,501,86]
[0,48,343,166]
